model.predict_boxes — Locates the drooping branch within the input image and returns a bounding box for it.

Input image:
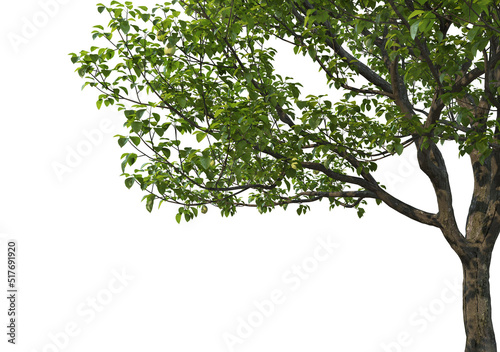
[233,189,376,208]
[300,161,440,227]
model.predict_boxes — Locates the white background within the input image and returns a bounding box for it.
[1,1,497,352]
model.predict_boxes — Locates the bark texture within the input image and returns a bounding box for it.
[460,150,500,352]
[462,249,496,352]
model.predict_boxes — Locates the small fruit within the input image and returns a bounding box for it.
[313,170,319,175]
[210,160,215,167]
[164,45,176,56]
[201,205,208,214]
[291,157,299,170]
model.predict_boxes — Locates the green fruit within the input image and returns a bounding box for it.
[164,45,176,56]
[201,205,208,214]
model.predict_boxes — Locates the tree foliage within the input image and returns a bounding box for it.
[70,0,500,224]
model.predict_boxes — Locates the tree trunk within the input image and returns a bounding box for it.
[463,250,497,352]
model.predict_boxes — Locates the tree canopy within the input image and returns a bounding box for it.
[71,1,500,350]
[70,0,500,225]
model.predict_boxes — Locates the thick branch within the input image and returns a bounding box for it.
[415,140,467,255]
[373,187,440,227]
[466,150,500,252]
[302,161,440,227]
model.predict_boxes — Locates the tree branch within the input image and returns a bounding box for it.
[294,1,393,94]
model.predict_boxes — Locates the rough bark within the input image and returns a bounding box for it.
[462,248,496,352]
[460,149,500,352]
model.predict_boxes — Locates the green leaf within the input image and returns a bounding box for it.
[121,157,129,173]
[157,182,166,195]
[410,20,420,40]
[145,195,155,212]
[244,71,253,84]
[120,21,130,34]
[118,137,128,147]
[200,155,211,169]
[467,26,481,41]
[394,144,404,155]
[308,46,317,60]
[196,132,207,142]
[136,109,147,119]
[130,136,141,146]
[436,30,444,42]
[476,140,489,153]
[154,127,165,137]
[296,100,307,109]
[121,153,137,172]
[418,14,435,33]
[248,90,258,100]
[178,97,187,108]
[409,10,424,19]
[175,213,182,224]
[131,121,143,133]
[357,208,365,218]
[124,177,135,189]
[309,116,321,129]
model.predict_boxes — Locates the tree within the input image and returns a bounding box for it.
[71,0,500,350]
